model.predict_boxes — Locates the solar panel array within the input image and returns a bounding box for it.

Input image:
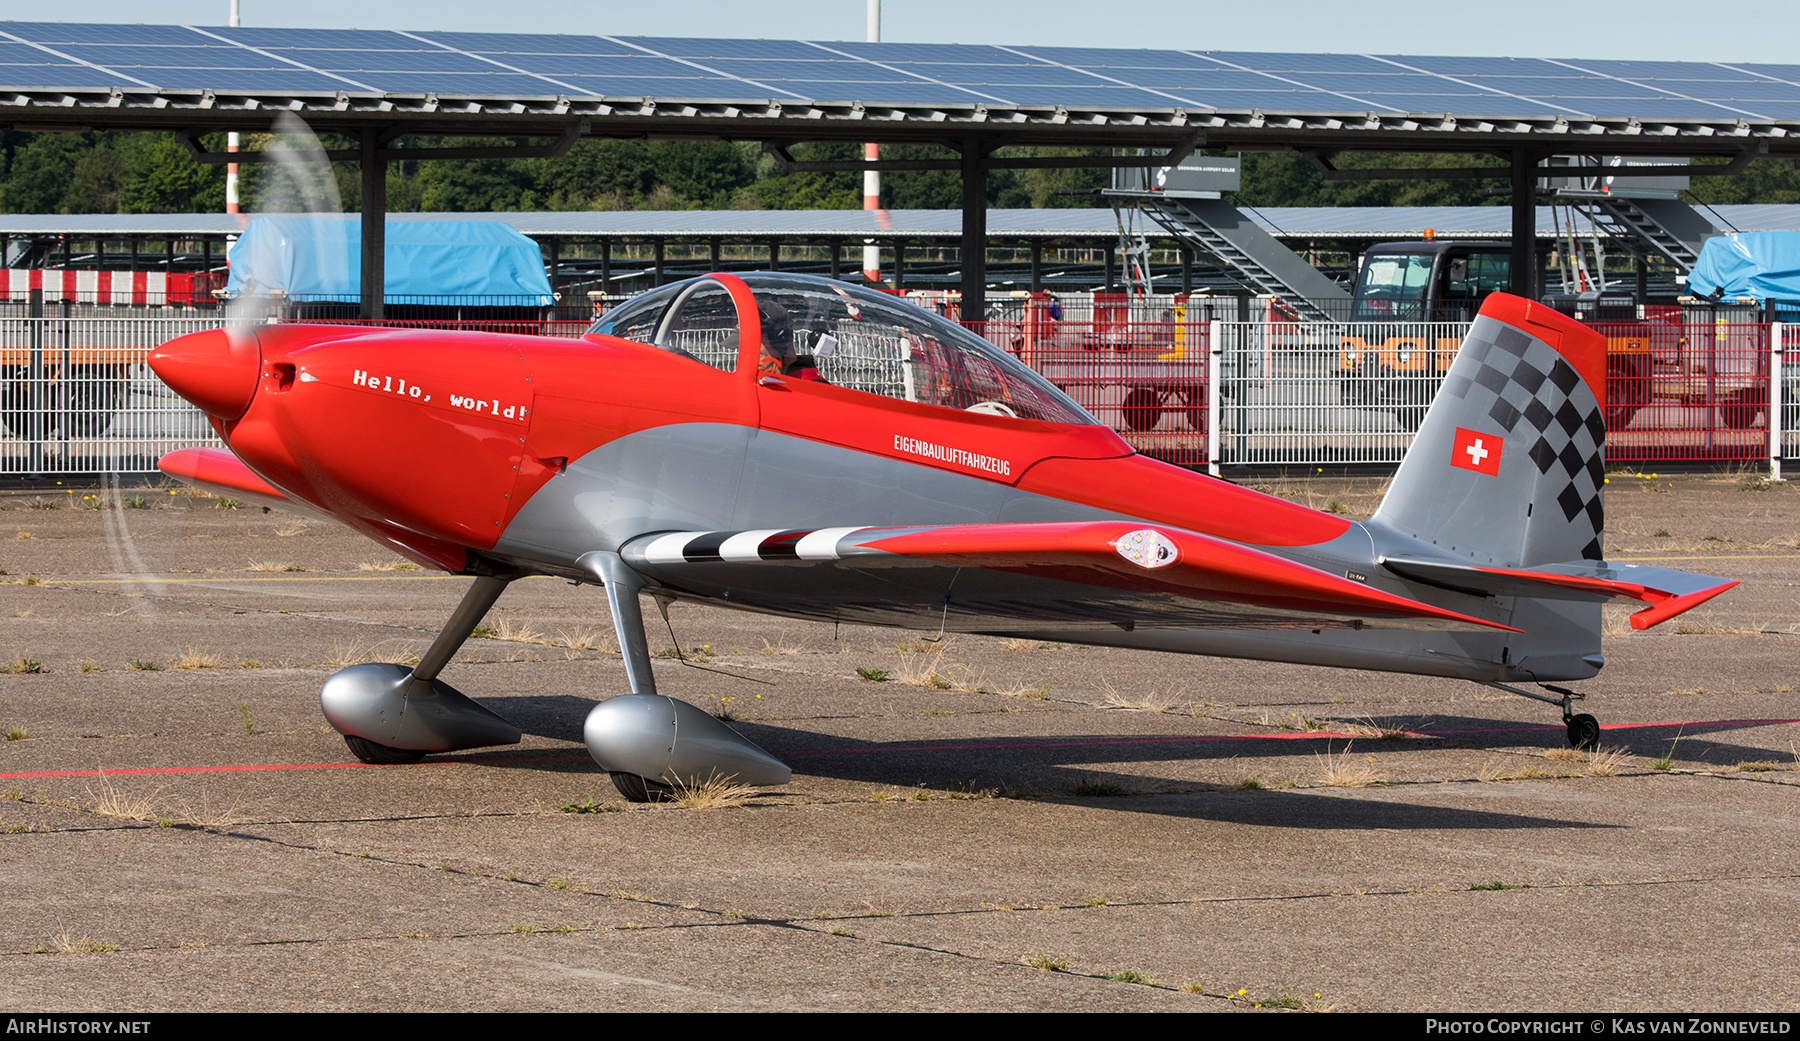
[4,20,1800,122]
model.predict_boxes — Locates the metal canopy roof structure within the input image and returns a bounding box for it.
[5,205,1795,241]
[7,20,1800,315]
[7,21,1800,153]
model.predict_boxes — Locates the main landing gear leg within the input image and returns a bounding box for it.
[1484,681,1599,750]
[323,574,523,764]
[576,550,790,803]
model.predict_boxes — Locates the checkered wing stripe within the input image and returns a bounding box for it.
[639,528,869,564]
[1447,323,1605,560]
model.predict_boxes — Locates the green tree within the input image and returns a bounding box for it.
[119,135,224,213]
[1684,158,1800,206]
[1,133,87,213]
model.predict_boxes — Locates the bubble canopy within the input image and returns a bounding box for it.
[591,273,1099,426]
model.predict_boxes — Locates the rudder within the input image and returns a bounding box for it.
[1370,294,1609,569]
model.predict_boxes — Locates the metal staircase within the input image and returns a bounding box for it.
[1126,194,1349,322]
[1584,197,1719,273]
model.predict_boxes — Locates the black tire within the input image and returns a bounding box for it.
[1720,391,1763,431]
[1566,713,1601,751]
[1183,388,1207,434]
[62,367,127,437]
[1121,387,1161,432]
[1605,357,1648,433]
[344,735,428,765]
[1605,404,1641,431]
[610,771,677,804]
[1,370,33,440]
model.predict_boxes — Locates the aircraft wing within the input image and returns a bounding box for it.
[618,522,1518,634]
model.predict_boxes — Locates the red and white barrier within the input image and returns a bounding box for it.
[0,270,220,306]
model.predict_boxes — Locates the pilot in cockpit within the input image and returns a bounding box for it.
[757,297,830,383]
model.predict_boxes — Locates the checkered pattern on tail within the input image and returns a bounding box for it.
[1372,313,1606,568]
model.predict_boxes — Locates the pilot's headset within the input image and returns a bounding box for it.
[757,299,794,357]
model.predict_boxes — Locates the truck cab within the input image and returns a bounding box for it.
[1352,241,1512,322]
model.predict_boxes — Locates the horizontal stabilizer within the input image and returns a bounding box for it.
[1380,556,1737,630]
[628,522,1519,633]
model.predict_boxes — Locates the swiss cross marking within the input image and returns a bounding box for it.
[1451,426,1503,476]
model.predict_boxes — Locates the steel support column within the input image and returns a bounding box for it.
[360,128,385,320]
[960,139,987,327]
[1510,148,1537,303]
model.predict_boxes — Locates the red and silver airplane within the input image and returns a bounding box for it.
[148,273,1736,801]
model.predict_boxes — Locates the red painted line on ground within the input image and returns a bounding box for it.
[7,719,1794,778]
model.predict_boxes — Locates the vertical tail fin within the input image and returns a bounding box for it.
[1370,294,1609,568]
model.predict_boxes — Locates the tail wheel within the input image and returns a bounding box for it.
[344,735,428,765]
[610,772,678,804]
[1121,387,1161,432]
[1565,714,1601,751]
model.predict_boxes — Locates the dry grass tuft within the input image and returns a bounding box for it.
[1724,760,1781,774]
[894,652,948,688]
[245,560,294,573]
[993,681,1050,699]
[1000,638,1044,651]
[1341,716,1420,741]
[556,626,614,652]
[1099,681,1179,713]
[1544,746,1584,762]
[759,632,810,656]
[327,638,412,667]
[54,933,118,954]
[1,653,45,675]
[274,521,309,537]
[1584,747,1633,777]
[490,617,548,645]
[168,647,222,670]
[87,776,161,823]
[1315,742,1385,787]
[671,773,760,810]
[177,791,248,831]
[356,561,405,571]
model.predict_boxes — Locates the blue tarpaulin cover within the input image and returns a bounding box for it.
[226,216,553,305]
[1686,232,1800,303]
